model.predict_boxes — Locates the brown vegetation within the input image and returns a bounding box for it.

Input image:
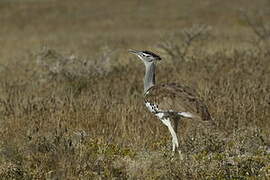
[0,0,270,179]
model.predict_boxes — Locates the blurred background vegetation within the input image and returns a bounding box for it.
[0,0,270,179]
[0,0,269,60]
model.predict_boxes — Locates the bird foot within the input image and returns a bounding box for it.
[171,146,184,158]
[170,150,184,160]
[178,150,184,160]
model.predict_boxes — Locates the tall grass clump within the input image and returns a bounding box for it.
[0,37,269,179]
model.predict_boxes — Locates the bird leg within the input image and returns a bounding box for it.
[172,117,179,152]
[160,118,181,154]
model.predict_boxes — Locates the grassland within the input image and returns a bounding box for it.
[0,0,270,179]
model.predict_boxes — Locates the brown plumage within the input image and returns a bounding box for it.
[144,83,211,121]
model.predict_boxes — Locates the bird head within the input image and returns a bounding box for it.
[129,49,161,63]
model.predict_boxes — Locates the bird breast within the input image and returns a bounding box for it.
[145,101,158,113]
[145,101,167,119]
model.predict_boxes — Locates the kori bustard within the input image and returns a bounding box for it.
[129,49,212,156]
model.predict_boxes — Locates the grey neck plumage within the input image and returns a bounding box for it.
[143,61,156,93]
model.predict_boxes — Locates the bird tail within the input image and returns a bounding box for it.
[178,111,217,129]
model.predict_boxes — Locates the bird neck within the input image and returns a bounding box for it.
[144,62,156,93]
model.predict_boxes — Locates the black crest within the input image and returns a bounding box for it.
[142,51,162,60]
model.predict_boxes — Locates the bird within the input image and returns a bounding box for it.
[128,49,212,156]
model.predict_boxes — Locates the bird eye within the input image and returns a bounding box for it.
[142,53,150,58]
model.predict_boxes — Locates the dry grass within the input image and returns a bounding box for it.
[0,41,269,179]
[0,0,270,179]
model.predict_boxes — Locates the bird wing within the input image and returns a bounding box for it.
[144,83,211,121]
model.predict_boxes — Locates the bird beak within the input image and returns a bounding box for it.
[128,49,139,55]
